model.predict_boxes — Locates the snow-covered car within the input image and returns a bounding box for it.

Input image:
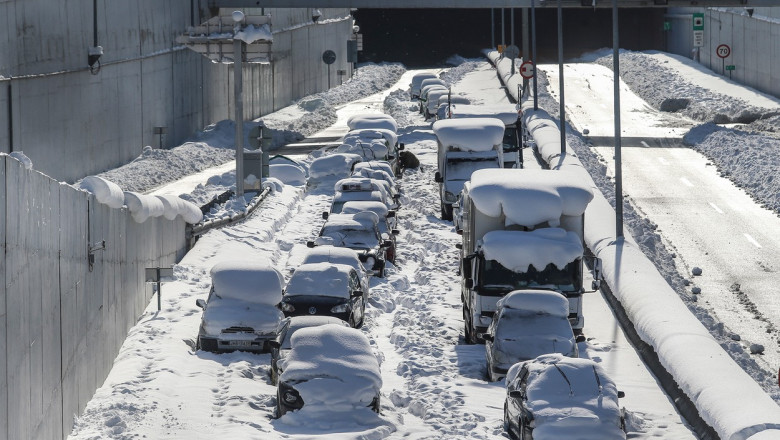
[352,160,398,183]
[276,324,382,417]
[410,72,438,100]
[419,83,447,114]
[346,114,398,133]
[351,166,398,197]
[308,211,391,277]
[504,353,626,440]
[268,315,350,384]
[436,96,471,120]
[278,263,368,328]
[330,177,397,213]
[308,153,363,184]
[483,290,581,382]
[195,260,285,353]
[425,88,450,120]
[299,245,371,293]
[340,200,399,262]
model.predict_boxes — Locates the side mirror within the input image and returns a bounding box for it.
[387,210,396,218]
[618,391,625,399]
[391,229,400,235]
[399,143,405,151]
[322,212,329,220]
[575,334,586,343]
[508,390,523,399]
[434,171,443,183]
[455,243,462,250]
[481,334,494,342]
[307,241,315,248]
[456,228,463,235]
[461,256,473,277]
[590,280,601,292]
[195,299,206,309]
[352,290,363,297]
[267,340,281,349]
[382,240,393,248]
[464,278,474,289]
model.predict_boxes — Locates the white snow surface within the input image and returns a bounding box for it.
[78,176,125,209]
[7,151,33,169]
[482,229,583,272]
[64,54,780,440]
[346,114,398,133]
[497,289,571,316]
[210,260,284,304]
[309,153,362,181]
[284,263,353,298]
[269,163,307,186]
[468,168,593,227]
[202,298,283,336]
[432,117,505,151]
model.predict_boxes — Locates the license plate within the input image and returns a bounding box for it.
[229,340,252,347]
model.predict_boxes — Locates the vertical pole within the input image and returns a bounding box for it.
[557,0,566,155]
[613,0,623,239]
[156,269,162,311]
[501,9,506,49]
[511,8,515,47]
[491,9,495,48]
[532,1,538,111]
[522,8,530,92]
[234,38,245,198]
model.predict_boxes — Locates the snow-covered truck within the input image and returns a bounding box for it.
[458,168,600,343]
[432,117,505,221]
[449,103,523,168]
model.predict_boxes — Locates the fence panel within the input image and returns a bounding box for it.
[0,156,7,440]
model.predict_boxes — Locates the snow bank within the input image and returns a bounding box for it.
[432,118,505,151]
[278,324,382,411]
[78,176,125,209]
[468,169,593,227]
[270,163,306,186]
[486,50,780,439]
[347,114,398,133]
[285,263,353,298]
[123,191,164,223]
[481,229,582,272]
[210,260,284,304]
[309,153,362,181]
[450,104,519,126]
[497,290,570,316]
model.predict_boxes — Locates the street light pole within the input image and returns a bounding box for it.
[234,35,245,197]
[613,0,623,238]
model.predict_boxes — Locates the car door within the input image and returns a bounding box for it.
[349,270,365,322]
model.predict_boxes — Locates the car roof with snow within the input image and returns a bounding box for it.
[468,168,594,227]
[309,153,363,180]
[432,118,506,151]
[335,177,382,192]
[353,161,394,176]
[209,260,284,304]
[284,262,356,298]
[300,246,365,272]
[346,114,398,133]
[420,78,446,89]
[481,229,584,272]
[506,354,625,440]
[278,324,382,408]
[341,200,389,218]
[323,211,380,229]
[496,290,571,316]
[342,128,398,147]
[449,103,519,126]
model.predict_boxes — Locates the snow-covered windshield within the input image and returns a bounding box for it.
[446,157,500,183]
[320,228,379,249]
[480,259,580,293]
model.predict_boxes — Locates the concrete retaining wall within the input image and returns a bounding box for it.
[1,155,188,439]
[0,1,353,184]
[666,7,780,99]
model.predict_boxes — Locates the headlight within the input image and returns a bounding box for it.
[279,301,295,312]
[283,390,299,403]
[364,256,376,268]
[330,303,349,313]
[444,191,457,203]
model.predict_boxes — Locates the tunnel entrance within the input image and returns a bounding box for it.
[354,8,666,67]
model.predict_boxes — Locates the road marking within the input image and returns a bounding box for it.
[658,157,669,165]
[744,233,762,248]
[708,202,724,214]
[640,141,650,148]
[680,177,694,187]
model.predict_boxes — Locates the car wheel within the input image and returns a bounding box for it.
[377,260,386,278]
[464,315,475,345]
[441,203,453,221]
[504,403,517,439]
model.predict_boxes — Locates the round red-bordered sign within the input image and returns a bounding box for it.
[716,44,731,59]
[519,61,535,79]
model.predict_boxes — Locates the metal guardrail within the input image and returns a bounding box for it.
[185,186,272,249]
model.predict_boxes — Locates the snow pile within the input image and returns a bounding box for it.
[8,151,33,170]
[123,191,164,223]
[284,263,353,298]
[269,163,307,186]
[78,176,125,209]
[234,24,272,44]
[155,194,203,223]
[278,324,382,412]
[509,354,625,440]
[432,118,505,151]
[450,103,519,125]
[309,153,362,182]
[481,229,583,272]
[468,169,593,227]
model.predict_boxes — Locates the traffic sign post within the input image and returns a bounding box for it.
[519,61,534,80]
[692,13,704,51]
[716,44,731,74]
[322,50,336,88]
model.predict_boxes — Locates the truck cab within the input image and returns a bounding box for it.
[432,117,505,221]
[448,104,523,168]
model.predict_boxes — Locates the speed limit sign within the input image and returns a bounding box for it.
[716,44,731,59]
